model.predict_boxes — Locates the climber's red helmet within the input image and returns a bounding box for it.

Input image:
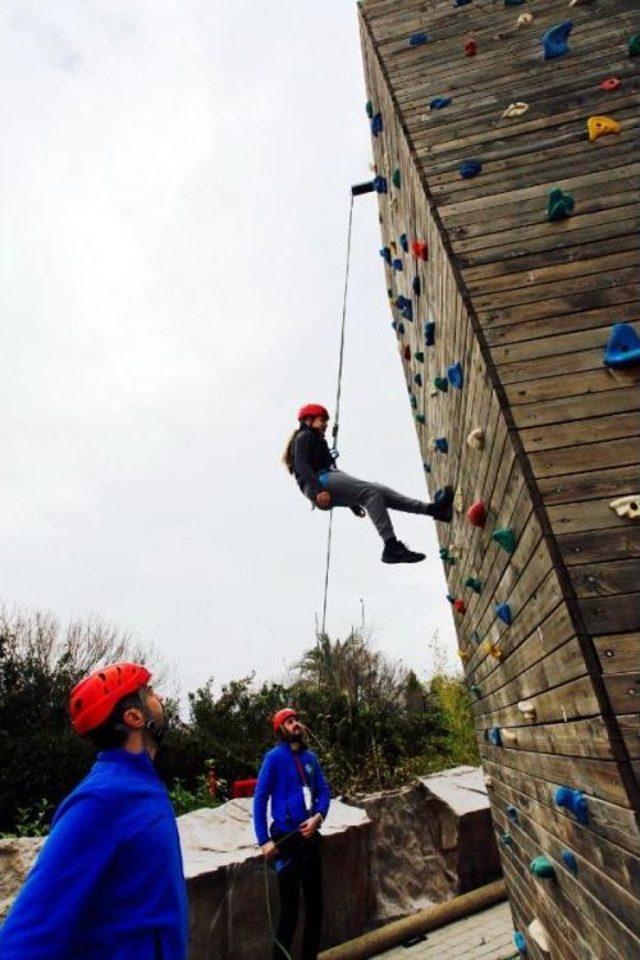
[69,662,152,736]
[297,403,329,422]
[273,707,298,735]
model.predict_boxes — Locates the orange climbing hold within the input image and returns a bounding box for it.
[587,115,621,142]
[464,38,477,56]
[600,77,621,91]
[411,240,429,260]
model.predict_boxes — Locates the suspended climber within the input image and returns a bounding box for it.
[283,403,453,564]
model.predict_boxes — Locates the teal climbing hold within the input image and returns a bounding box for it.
[430,96,452,110]
[371,113,383,136]
[542,22,573,60]
[529,855,556,879]
[392,258,403,272]
[414,372,423,387]
[604,323,640,368]
[410,395,418,410]
[513,931,527,955]
[434,437,448,453]
[561,850,578,875]
[554,786,589,825]
[413,276,421,297]
[409,32,429,46]
[391,320,400,332]
[424,321,435,346]
[439,546,455,564]
[459,159,482,179]
[392,168,401,189]
[465,576,483,594]
[414,350,425,362]
[470,684,482,697]
[492,527,516,554]
[506,805,518,823]
[380,246,392,263]
[629,35,640,57]
[487,727,502,747]
[500,831,514,847]
[365,100,374,119]
[434,376,448,392]
[373,174,387,193]
[548,187,574,221]
[399,233,409,253]
[416,413,426,425]
[447,362,463,389]
[496,602,512,625]
[505,0,524,4]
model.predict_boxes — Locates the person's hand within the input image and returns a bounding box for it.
[299,814,322,839]
[261,840,277,859]
[316,491,331,510]
[350,505,366,518]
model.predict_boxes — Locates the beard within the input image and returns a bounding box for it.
[284,727,307,748]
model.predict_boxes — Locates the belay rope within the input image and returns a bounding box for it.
[320,192,355,639]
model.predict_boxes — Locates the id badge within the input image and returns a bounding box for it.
[303,786,312,812]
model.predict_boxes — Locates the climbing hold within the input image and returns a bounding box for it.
[548,187,574,221]
[439,546,455,564]
[402,345,412,362]
[392,169,402,190]
[587,115,621,142]
[500,831,514,847]
[454,488,464,515]
[423,461,431,474]
[496,603,512,626]
[600,77,621,91]
[459,159,482,179]
[561,850,578,875]
[518,700,536,721]
[471,630,481,645]
[484,640,504,661]
[380,246,392,264]
[554,786,589,825]
[502,101,529,119]
[529,855,556,880]
[415,413,426,425]
[465,576,483,594]
[392,259,403,273]
[391,320,399,332]
[517,12,534,25]
[411,239,428,260]
[492,527,516,553]
[395,295,410,311]
[409,33,429,46]
[609,495,640,520]
[467,501,488,528]
[414,373,423,387]
[484,774,493,788]
[373,174,388,193]
[410,395,418,410]
[467,427,485,450]
[470,684,482,697]
[395,296,413,321]
[399,233,409,253]
[430,96,452,110]
[412,276,421,297]
[630,35,640,57]
[365,100,374,119]
[505,0,524,5]
[371,113,383,137]
[457,647,470,662]
[414,350,425,363]
[506,805,519,823]
[434,376,448,393]
[396,322,406,335]
[389,240,397,255]
[424,321,435,346]
[604,323,640,367]
[487,727,502,747]
[454,598,467,615]
[542,21,573,60]
[528,920,550,956]
[454,0,472,6]
[447,362,464,389]
[434,437,448,454]
[464,38,477,56]
[513,931,528,956]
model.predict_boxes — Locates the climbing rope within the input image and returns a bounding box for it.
[320,191,355,638]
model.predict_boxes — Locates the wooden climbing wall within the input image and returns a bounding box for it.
[357,1,640,957]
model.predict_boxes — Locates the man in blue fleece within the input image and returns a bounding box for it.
[0,662,188,960]
[254,707,331,960]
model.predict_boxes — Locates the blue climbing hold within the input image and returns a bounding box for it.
[488,727,502,747]
[403,303,413,321]
[506,805,519,823]
[500,831,514,847]
[414,373,423,387]
[604,323,640,368]
[542,22,573,60]
[423,461,431,473]
[459,159,482,179]
[424,321,436,346]
[430,96,452,110]
[392,258,403,272]
[399,233,409,253]
[373,175,388,193]
[446,594,456,605]
[496,602,512,625]
[371,113,383,137]
[391,320,399,332]
[395,295,411,312]
[447,361,464,389]
[434,437,448,454]
[413,276,421,297]
[554,786,589,825]
[397,322,405,334]
[409,32,429,46]
[513,931,527,955]
[454,0,472,6]
[471,630,481,645]
[380,247,391,264]
[561,850,578,875]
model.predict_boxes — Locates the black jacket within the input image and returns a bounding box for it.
[293,426,335,499]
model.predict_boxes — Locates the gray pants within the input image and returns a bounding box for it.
[322,470,432,542]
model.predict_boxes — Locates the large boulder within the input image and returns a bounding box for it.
[0,837,44,921]
[179,798,371,959]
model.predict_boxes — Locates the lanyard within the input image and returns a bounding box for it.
[292,753,308,787]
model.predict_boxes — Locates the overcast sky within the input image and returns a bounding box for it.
[1,1,457,700]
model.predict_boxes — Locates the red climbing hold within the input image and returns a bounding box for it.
[411,240,429,260]
[454,599,467,615]
[467,501,488,528]
[464,38,477,56]
[600,77,621,91]
[403,345,411,361]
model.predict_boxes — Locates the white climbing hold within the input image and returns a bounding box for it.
[518,700,536,721]
[516,12,533,25]
[502,101,529,119]
[454,488,465,514]
[467,427,485,450]
[528,919,551,956]
[609,495,640,520]
[484,774,493,788]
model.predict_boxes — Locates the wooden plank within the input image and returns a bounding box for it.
[578,594,640,634]
[604,673,640,716]
[557,525,640,566]
[529,437,640,478]
[519,412,640,454]
[505,365,640,406]
[593,634,640,675]
[538,465,640,507]
[569,559,640,599]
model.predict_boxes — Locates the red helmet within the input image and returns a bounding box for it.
[297,403,329,422]
[69,662,151,735]
[273,707,298,735]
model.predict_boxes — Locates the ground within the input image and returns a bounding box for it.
[374,901,515,960]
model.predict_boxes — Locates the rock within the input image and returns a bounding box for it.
[0,837,44,920]
[179,798,371,959]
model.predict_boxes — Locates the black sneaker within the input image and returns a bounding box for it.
[430,485,454,523]
[381,539,426,564]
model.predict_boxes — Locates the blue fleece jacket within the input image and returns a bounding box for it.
[253,742,331,846]
[0,749,188,960]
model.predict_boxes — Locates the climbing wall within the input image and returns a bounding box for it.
[357,1,640,957]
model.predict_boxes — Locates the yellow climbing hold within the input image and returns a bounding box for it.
[484,639,504,661]
[458,648,470,663]
[587,116,621,142]
[502,102,529,119]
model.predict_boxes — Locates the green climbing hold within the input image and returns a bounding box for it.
[530,855,556,880]
[365,100,374,118]
[392,168,401,189]
[416,413,426,425]
[500,831,514,848]
[470,684,482,697]
[434,376,448,392]
[465,576,483,594]
[492,527,516,554]
[439,547,456,565]
[629,35,640,57]
[414,350,425,363]
[548,187,574,222]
